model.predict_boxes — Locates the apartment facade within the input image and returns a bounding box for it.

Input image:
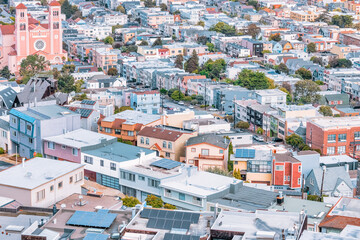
[130,90,160,114]
[272,153,302,190]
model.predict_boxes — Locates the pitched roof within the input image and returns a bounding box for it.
[186,134,229,149]
[0,25,15,35]
[138,126,184,141]
[311,166,353,192]
[16,3,27,9]
[49,1,61,6]
[0,87,17,109]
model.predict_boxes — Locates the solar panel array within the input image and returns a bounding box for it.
[141,208,200,231]
[150,158,181,170]
[77,108,93,118]
[66,209,117,228]
[164,233,200,240]
[83,233,109,240]
[81,100,96,105]
[235,149,255,158]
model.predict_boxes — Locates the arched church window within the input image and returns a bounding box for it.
[20,23,26,31]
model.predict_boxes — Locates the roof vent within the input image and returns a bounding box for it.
[25,172,32,178]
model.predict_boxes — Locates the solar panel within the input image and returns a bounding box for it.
[150,158,181,170]
[66,210,116,228]
[83,233,109,240]
[164,233,200,240]
[235,149,255,158]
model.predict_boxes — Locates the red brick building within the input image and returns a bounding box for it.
[272,152,302,190]
[306,117,360,157]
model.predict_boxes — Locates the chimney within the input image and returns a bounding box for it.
[277,191,284,205]
[344,163,349,172]
[22,158,25,168]
[131,207,136,219]
[138,150,145,164]
[314,222,318,232]
[214,202,219,218]
[322,165,326,172]
[187,166,192,177]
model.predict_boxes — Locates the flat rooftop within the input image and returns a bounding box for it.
[102,110,160,125]
[0,158,84,189]
[319,155,357,165]
[309,116,360,129]
[43,129,116,148]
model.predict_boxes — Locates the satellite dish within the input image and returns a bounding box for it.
[61,204,66,208]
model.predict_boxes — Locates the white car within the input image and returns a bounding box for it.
[188,105,194,109]
[178,101,184,105]
[253,135,264,142]
[209,108,218,111]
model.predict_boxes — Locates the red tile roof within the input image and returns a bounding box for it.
[0,25,15,35]
[28,17,39,24]
[138,126,184,141]
[16,3,27,9]
[8,51,17,56]
[49,1,61,6]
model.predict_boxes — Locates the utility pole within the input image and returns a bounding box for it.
[319,166,325,201]
[233,96,236,129]
[204,80,207,110]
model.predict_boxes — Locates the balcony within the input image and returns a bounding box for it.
[197,154,224,161]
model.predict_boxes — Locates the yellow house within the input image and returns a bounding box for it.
[280,41,293,52]
[185,135,229,171]
[330,44,351,59]
[161,109,195,128]
[290,11,319,22]
[137,126,197,162]
[163,44,184,57]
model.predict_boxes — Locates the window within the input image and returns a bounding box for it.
[163,141,167,148]
[191,148,196,152]
[138,175,145,181]
[72,148,78,156]
[146,138,149,145]
[121,171,135,181]
[84,156,93,164]
[355,132,360,140]
[140,137,144,144]
[2,131,7,138]
[58,181,63,189]
[247,160,272,173]
[219,150,224,154]
[275,165,284,171]
[48,142,55,149]
[179,193,185,201]
[298,178,301,185]
[36,189,45,202]
[13,131,16,137]
[105,128,111,133]
[29,138,33,143]
[148,178,160,188]
[26,124,31,131]
[192,196,201,205]
[110,162,116,171]
[338,134,347,142]
[53,22,59,29]
[70,176,73,183]
[50,185,54,192]
[115,129,121,135]
[53,10,59,16]
[298,166,301,172]
[284,176,286,181]
[338,146,346,154]
[20,12,25,18]
[310,178,314,185]
[201,149,209,155]
[327,134,336,143]
[168,142,172,149]
[327,147,335,155]
[62,145,66,149]
[165,189,171,197]
[75,172,83,182]
[288,176,290,181]
[12,118,16,124]
[100,160,104,167]
[165,152,170,157]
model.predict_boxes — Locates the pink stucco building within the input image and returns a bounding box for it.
[0,1,67,73]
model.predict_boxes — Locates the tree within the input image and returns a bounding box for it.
[279,87,292,103]
[164,203,176,209]
[112,24,123,33]
[61,0,77,18]
[233,169,241,179]
[19,54,50,78]
[73,93,88,101]
[262,50,271,54]
[235,69,271,90]
[184,50,199,73]
[144,0,155,7]
[315,80,324,85]
[236,121,250,129]
[160,88,167,95]
[122,196,140,207]
[75,79,84,92]
[328,58,352,68]
[108,68,118,76]
[319,106,333,116]
[104,36,114,45]
[247,0,258,10]
[277,63,289,74]
[294,80,321,104]
[310,56,323,66]
[257,127,264,135]
[331,15,353,28]
[145,195,164,208]
[225,115,234,123]
[58,74,76,93]
[175,54,184,69]
[197,36,207,45]
[307,43,316,53]
[206,42,215,52]
[197,21,205,27]
[160,3,167,11]
[116,5,125,13]
[295,68,312,80]
[0,66,10,79]
[199,59,226,79]
[285,134,304,149]
[167,88,177,97]
[209,22,236,36]
[269,33,281,42]
[205,166,231,176]
[62,64,75,74]
[246,23,260,39]
[115,106,133,113]
[139,39,149,46]
[171,90,184,101]
[152,37,162,47]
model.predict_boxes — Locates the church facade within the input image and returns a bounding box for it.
[0,1,67,73]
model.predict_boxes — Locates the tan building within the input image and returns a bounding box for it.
[137,126,197,161]
[290,11,319,22]
[185,135,230,171]
[0,158,84,208]
[330,44,351,59]
[161,109,195,128]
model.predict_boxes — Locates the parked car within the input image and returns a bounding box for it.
[178,101,184,105]
[209,108,218,111]
[253,135,264,142]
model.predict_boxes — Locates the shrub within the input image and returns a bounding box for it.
[164,203,176,209]
[145,195,163,208]
[122,196,140,207]
[0,147,4,154]
[236,121,250,129]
